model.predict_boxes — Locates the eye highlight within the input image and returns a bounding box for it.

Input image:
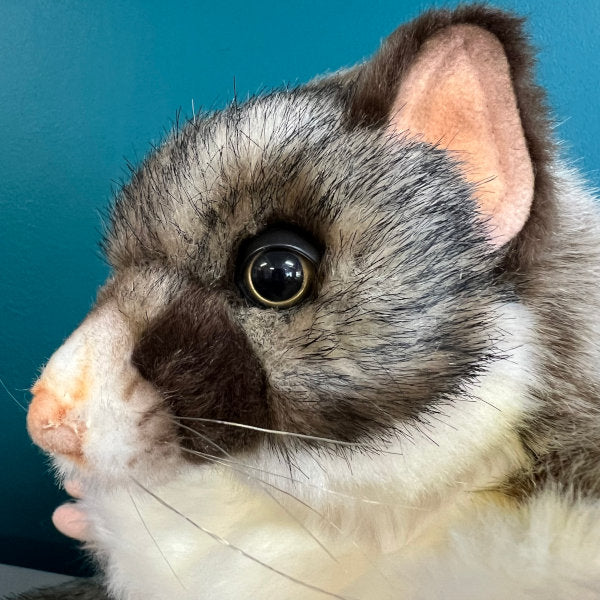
[237,228,320,309]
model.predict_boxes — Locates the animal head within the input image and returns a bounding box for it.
[28,5,551,508]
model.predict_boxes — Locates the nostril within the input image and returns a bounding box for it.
[27,390,86,457]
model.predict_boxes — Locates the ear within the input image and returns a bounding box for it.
[390,24,533,246]
[347,7,553,249]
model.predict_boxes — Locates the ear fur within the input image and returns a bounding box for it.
[347,5,555,257]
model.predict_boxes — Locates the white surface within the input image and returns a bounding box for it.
[0,563,74,597]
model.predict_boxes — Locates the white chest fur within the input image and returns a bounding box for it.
[85,472,600,599]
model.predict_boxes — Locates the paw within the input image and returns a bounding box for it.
[52,480,91,542]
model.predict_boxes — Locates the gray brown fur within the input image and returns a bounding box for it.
[337,4,600,500]
[87,2,600,494]
[104,85,504,458]
[19,3,600,598]
[100,5,600,495]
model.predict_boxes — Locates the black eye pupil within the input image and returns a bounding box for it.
[250,250,304,302]
[238,227,320,308]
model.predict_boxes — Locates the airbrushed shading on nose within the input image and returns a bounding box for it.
[27,327,92,458]
[27,301,135,461]
[27,387,86,457]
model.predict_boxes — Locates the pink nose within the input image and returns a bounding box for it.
[27,387,86,458]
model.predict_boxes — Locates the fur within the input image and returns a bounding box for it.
[5,581,109,600]
[21,4,600,599]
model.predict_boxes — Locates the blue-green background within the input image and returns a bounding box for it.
[1,0,598,575]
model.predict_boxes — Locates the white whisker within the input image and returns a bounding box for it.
[176,416,403,455]
[0,376,27,412]
[180,447,341,565]
[178,441,393,506]
[131,477,358,600]
[185,448,394,590]
[177,422,231,456]
[128,491,186,590]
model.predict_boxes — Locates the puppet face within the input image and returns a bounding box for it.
[28,13,538,507]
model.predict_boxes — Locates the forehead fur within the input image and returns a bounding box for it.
[106,85,495,276]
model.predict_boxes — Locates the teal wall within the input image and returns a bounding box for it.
[1,0,598,575]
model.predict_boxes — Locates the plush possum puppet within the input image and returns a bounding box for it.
[17,4,600,600]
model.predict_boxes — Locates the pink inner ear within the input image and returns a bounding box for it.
[390,24,534,246]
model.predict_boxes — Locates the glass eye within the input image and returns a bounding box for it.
[237,228,319,309]
[244,250,314,308]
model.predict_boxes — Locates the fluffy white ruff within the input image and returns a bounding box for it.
[85,472,600,600]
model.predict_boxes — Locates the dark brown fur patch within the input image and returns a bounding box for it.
[131,288,269,459]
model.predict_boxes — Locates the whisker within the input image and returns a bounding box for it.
[131,478,357,600]
[174,431,343,566]
[0,376,27,412]
[261,487,341,565]
[177,422,231,456]
[260,483,395,592]
[178,439,409,593]
[179,443,394,506]
[184,448,394,590]
[128,491,186,590]
[176,416,403,455]
[244,470,396,591]
[180,447,341,565]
